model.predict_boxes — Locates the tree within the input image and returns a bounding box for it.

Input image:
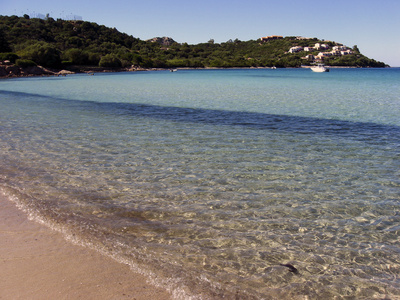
[353,45,360,54]
[19,42,61,68]
[0,52,19,63]
[131,53,143,65]
[62,48,89,65]
[99,54,121,67]
[0,28,11,52]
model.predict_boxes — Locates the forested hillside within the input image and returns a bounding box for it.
[0,15,386,70]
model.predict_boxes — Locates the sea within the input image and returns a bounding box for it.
[1,68,399,299]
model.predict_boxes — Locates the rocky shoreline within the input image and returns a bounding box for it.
[0,63,73,78]
[1,62,373,79]
[0,62,153,79]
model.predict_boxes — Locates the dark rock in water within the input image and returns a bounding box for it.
[280,263,299,274]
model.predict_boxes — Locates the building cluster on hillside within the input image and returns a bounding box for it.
[288,43,353,62]
[260,35,354,62]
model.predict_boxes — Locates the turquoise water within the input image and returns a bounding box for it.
[1,68,399,299]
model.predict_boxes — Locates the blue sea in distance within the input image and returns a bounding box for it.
[1,68,399,299]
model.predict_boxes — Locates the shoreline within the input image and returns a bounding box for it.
[1,63,387,79]
[0,192,173,300]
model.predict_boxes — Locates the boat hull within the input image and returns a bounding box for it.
[311,65,329,72]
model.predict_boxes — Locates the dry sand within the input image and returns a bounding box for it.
[0,194,173,300]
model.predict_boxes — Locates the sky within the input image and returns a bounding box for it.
[2,0,400,66]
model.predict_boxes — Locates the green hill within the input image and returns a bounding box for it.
[0,15,387,70]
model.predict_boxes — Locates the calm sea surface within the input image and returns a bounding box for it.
[1,68,399,299]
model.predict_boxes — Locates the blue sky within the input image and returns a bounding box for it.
[2,0,400,66]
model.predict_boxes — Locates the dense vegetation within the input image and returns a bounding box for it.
[0,15,387,70]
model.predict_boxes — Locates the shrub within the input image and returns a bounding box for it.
[0,52,19,63]
[62,48,90,65]
[20,42,61,68]
[15,59,37,67]
[88,53,101,65]
[99,54,121,67]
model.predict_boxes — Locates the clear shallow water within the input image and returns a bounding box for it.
[0,68,399,299]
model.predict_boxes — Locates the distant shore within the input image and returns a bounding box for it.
[1,63,379,79]
[0,63,141,78]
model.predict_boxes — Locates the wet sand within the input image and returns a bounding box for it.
[0,194,172,300]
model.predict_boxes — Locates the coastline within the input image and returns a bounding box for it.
[0,63,376,79]
[0,193,172,300]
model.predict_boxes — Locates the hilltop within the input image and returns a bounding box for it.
[0,15,387,76]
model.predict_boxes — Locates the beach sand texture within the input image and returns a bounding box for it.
[0,195,172,300]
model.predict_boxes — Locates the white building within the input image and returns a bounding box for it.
[289,46,303,53]
[333,45,348,51]
[317,52,333,59]
[315,43,329,50]
[341,50,353,55]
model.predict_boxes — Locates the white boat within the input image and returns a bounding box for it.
[311,64,329,72]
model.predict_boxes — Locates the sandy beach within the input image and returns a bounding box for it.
[0,194,172,300]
